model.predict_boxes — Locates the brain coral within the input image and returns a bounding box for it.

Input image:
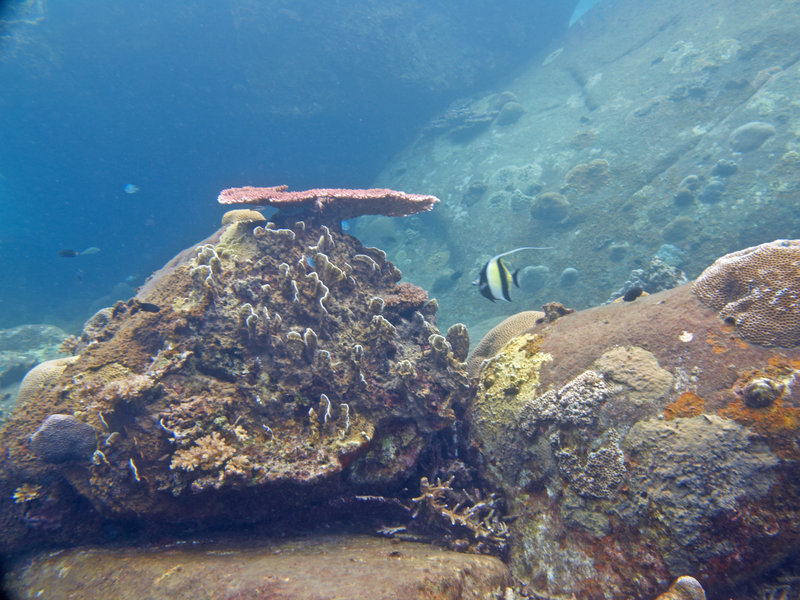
[29,414,97,463]
[693,239,800,346]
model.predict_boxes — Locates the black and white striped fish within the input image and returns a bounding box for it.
[474,247,551,302]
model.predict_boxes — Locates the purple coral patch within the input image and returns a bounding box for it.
[30,414,97,463]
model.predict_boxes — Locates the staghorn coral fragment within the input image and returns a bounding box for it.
[693,239,800,346]
[409,476,509,556]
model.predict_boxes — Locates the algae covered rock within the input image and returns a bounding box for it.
[0,217,469,554]
[466,279,800,599]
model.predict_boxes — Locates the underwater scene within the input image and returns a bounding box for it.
[1,0,800,598]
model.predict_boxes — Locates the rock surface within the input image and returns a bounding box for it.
[4,535,511,600]
[356,0,800,333]
[466,283,800,598]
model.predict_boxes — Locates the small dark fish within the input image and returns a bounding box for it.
[622,286,644,302]
[138,302,161,313]
[58,249,79,258]
[474,246,551,302]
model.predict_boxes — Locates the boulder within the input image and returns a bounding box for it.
[4,535,511,600]
[0,217,468,555]
[467,281,800,598]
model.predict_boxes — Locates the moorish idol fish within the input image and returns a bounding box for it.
[474,247,551,302]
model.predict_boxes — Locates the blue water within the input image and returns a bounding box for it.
[0,0,578,331]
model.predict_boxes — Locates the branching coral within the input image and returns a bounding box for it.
[410,476,509,556]
[169,432,236,472]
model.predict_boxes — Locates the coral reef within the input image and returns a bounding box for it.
[422,100,498,142]
[520,370,608,431]
[495,101,525,126]
[0,325,69,394]
[622,415,779,573]
[693,240,800,346]
[219,208,267,226]
[14,357,79,409]
[530,192,569,221]
[551,429,626,499]
[444,323,470,363]
[610,256,688,303]
[0,214,469,554]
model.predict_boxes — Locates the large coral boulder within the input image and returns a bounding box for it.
[467,245,800,598]
[0,217,469,555]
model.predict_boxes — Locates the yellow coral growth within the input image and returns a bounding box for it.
[170,432,235,472]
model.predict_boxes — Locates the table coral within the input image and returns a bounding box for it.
[217,185,439,224]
